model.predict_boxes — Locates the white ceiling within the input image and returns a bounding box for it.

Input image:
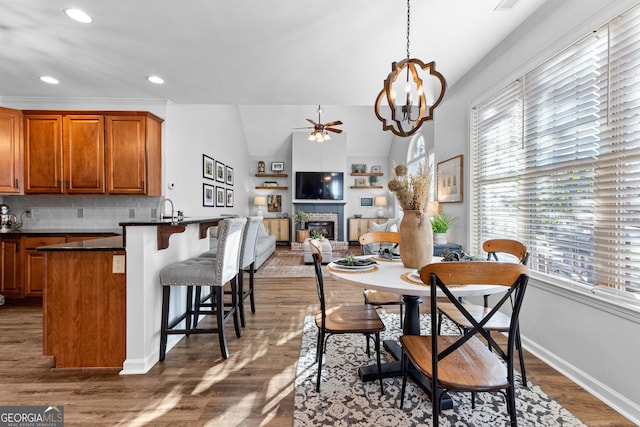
[0,0,549,155]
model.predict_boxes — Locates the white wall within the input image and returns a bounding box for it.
[163,104,251,218]
[435,0,640,423]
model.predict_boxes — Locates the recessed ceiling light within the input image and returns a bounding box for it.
[40,76,60,85]
[146,75,165,85]
[64,8,93,24]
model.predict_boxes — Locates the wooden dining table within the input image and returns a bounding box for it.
[327,255,507,409]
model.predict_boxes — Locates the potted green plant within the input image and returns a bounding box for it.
[295,209,313,243]
[430,213,455,245]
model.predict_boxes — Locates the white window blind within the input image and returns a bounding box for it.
[471,4,640,299]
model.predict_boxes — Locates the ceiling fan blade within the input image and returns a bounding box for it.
[306,118,319,125]
[324,120,343,127]
[293,126,314,130]
[325,127,343,134]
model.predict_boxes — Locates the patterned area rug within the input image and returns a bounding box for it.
[294,313,586,427]
[255,249,352,278]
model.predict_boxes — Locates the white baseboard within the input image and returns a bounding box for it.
[522,336,640,425]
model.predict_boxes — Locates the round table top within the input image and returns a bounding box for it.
[327,255,507,298]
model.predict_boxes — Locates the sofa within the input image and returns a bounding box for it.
[208,221,276,270]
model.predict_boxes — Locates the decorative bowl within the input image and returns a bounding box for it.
[354,214,363,218]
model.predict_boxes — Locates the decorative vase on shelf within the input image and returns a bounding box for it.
[434,232,447,245]
[399,210,433,269]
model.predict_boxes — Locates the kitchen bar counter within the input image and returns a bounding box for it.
[37,235,124,251]
[0,228,121,236]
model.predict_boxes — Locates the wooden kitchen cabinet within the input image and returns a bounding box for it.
[106,114,162,196]
[24,114,64,194]
[262,218,290,245]
[0,107,23,194]
[0,238,21,298]
[347,217,387,244]
[23,236,67,297]
[23,110,162,195]
[64,115,105,194]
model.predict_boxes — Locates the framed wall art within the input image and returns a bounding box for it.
[226,165,234,186]
[355,177,367,187]
[437,154,463,203]
[216,186,226,207]
[268,194,282,212]
[215,161,225,183]
[226,189,234,207]
[351,163,366,173]
[360,197,373,207]
[371,165,382,174]
[203,155,214,180]
[203,183,214,206]
[271,161,284,172]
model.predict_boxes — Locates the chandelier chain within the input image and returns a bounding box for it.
[406,0,411,59]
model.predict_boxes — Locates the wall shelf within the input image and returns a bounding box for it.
[351,172,383,177]
[350,185,383,189]
[255,173,288,178]
[255,186,288,190]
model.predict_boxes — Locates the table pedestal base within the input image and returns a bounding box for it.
[358,340,453,410]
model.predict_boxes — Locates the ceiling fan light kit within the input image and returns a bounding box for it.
[374,0,447,137]
[296,105,343,143]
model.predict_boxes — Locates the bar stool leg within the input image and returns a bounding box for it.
[248,262,256,313]
[159,286,170,362]
[231,276,242,338]
[216,286,229,359]
[238,271,246,327]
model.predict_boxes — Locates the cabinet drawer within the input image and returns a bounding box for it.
[23,236,67,249]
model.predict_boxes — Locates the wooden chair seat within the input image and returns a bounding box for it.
[363,289,403,306]
[400,335,509,392]
[316,305,385,334]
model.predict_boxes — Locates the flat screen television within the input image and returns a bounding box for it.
[295,172,344,200]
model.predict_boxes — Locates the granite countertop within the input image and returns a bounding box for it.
[0,228,122,236]
[37,235,125,251]
[119,216,227,227]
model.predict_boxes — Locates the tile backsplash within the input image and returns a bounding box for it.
[2,196,161,230]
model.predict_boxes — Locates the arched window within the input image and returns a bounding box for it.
[406,133,435,200]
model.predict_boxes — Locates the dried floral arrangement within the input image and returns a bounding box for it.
[387,162,432,211]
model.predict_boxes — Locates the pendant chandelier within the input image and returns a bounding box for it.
[374,0,447,137]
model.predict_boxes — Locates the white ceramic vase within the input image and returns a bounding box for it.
[434,232,447,245]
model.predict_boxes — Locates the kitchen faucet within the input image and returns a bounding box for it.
[159,197,175,221]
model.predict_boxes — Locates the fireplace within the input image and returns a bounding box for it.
[307,221,335,240]
[293,202,345,241]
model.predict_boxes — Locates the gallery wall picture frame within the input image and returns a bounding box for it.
[361,197,373,207]
[216,186,226,207]
[371,165,382,174]
[351,163,367,173]
[226,189,234,207]
[215,161,225,183]
[203,183,215,206]
[268,194,282,212]
[226,165,234,186]
[437,154,463,203]
[203,155,214,180]
[271,161,284,172]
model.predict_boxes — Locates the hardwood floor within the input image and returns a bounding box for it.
[0,273,634,426]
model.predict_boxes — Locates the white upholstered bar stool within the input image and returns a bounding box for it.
[159,217,246,361]
[237,216,262,327]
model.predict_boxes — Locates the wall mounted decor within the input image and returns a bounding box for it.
[355,177,367,187]
[351,163,366,173]
[203,155,214,180]
[216,186,225,207]
[361,197,373,207]
[203,183,214,206]
[215,161,225,183]
[371,165,382,174]
[271,161,284,172]
[226,189,234,207]
[257,161,265,173]
[437,154,463,203]
[268,194,282,212]
[226,165,234,186]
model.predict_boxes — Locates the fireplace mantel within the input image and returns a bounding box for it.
[293,202,345,241]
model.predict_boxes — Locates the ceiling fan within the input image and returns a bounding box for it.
[295,105,343,142]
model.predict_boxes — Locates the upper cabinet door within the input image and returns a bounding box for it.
[63,115,105,194]
[0,107,23,194]
[106,116,146,195]
[24,114,64,194]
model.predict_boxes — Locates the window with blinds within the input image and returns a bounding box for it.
[471,4,640,301]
